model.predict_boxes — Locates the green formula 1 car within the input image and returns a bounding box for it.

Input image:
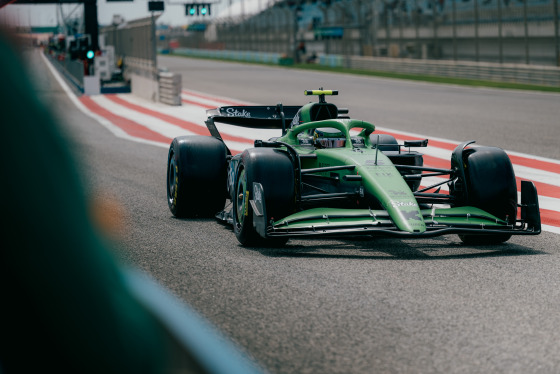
[167,89,541,246]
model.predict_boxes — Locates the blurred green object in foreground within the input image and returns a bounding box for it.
[0,30,262,374]
[0,29,169,373]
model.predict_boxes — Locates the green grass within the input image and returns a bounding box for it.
[168,52,560,94]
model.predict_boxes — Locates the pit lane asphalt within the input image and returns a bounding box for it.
[33,49,560,374]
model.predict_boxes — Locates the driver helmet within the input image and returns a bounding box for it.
[313,128,346,148]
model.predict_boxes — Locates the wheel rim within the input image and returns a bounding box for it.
[235,168,247,226]
[167,150,176,205]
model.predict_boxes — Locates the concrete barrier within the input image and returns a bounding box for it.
[172,48,281,65]
[347,55,560,86]
[125,57,159,102]
[130,73,159,102]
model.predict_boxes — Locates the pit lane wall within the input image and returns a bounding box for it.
[171,48,560,87]
[122,56,159,102]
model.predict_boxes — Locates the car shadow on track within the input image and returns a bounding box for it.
[245,236,546,260]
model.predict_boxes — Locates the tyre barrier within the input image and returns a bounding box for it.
[159,71,182,106]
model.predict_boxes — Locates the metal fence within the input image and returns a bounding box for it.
[101,16,159,79]
[169,0,559,67]
[172,46,560,85]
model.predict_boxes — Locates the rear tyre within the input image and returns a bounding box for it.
[455,146,517,245]
[377,134,423,191]
[233,148,295,247]
[372,134,399,152]
[167,136,227,218]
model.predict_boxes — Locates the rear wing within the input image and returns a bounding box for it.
[206,105,301,129]
[204,105,300,146]
[204,104,350,143]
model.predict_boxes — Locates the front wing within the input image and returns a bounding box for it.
[246,181,541,239]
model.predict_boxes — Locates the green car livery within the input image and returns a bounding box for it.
[167,90,540,246]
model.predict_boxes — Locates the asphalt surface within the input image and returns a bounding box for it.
[161,55,560,160]
[31,49,560,374]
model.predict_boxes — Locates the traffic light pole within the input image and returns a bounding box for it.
[148,2,165,79]
[83,0,99,52]
[151,11,157,80]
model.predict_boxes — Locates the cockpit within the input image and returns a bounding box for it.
[313,128,346,148]
[291,89,371,149]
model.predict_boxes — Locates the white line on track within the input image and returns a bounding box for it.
[543,224,560,235]
[41,53,169,149]
[182,88,259,106]
[377,125,560,167]
[421,175,560,212]
[387,138,560,189]
[116,93,283,142]
[90,95,196,139]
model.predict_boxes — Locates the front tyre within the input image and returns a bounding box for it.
[233,148,295,247]
[454,146,517,245]
[167,136,227,218]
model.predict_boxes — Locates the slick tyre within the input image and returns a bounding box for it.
[377,134,423,191]
[233,148,295,247]
[375,134,399,152]
[458,146,517,245]
[167,136,227,218]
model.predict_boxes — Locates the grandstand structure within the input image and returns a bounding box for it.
[166,0,559,67]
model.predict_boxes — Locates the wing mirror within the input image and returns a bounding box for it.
[403,139,428,148]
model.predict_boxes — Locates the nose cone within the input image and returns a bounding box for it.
[355,154,426,234]
[385,200,426,233]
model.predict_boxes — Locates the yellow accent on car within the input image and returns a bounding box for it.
[304,90,337,96]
